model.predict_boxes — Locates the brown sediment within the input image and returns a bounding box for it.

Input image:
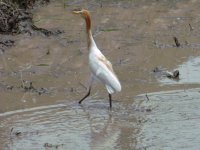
[0,0,62,53]
[0,0,61,35]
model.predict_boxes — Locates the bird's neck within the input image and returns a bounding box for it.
[85,14,97,50]
[87,30,96,49]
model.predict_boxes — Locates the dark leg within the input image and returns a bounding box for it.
[109,94,112,109]
[79,86,91,104]
[79,75,94,104]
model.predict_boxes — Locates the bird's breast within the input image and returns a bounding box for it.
[89,53,99,74]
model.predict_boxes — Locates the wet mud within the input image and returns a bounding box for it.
[0,0,200,149]
[0,0,51,34]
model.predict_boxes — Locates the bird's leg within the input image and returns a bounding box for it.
[109,94,112,109]
[79,75,94,104]
[79,85,91,104]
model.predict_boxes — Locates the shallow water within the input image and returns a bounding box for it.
[136,88,200,150]
[1,0,200,149]
[161,57,200,84]
[0,100,141,150]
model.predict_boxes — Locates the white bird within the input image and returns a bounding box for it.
[73,9,121,108]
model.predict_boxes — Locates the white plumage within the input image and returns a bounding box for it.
[89,41,121,94]
[73,9,121,108]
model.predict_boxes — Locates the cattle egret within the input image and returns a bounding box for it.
[73,9,121,108]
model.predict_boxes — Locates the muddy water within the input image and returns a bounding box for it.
[0,0,200,149]
[160,57,200,84]
[136,88,200,150]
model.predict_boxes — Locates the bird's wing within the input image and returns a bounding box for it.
[97,55,116,75]
[92,54,121,93]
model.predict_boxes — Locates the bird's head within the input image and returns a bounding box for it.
[73,8,90,19]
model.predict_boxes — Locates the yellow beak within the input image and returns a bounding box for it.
[73,11,79,14]
[72,9,82,14]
